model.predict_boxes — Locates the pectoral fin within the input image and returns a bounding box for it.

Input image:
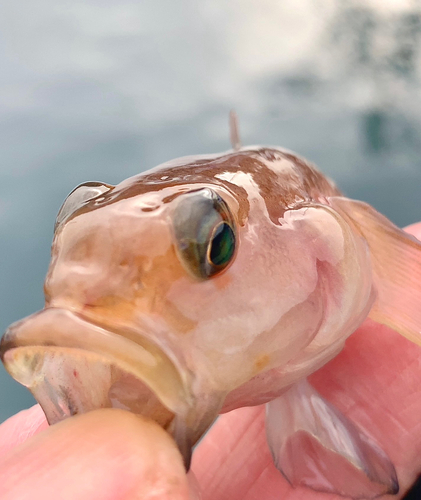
[329,197,421,346]
[265,380,398,498]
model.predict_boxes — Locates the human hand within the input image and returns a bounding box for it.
[0,223,420,500]
[0,406,194,499]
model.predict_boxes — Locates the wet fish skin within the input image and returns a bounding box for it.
[2,146,421,499]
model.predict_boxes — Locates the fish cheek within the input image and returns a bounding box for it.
[73,239,196,336]
[213,206,370,389]
[222,207,373,407]
[136,248,199,335]
[164,222,323,391]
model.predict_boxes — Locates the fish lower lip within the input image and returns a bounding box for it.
[0,308,193,428]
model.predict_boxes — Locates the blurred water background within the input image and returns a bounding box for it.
[1,0,421,421]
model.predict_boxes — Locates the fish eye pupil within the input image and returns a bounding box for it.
[209,222,235,267]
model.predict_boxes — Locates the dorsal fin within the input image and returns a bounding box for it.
[229,110,241,151]
[329,197,421,346]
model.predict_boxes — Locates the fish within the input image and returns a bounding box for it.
[2,136,421,499]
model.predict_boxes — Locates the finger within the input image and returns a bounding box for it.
[404,221,421,238]
[192,405,282,500]
[192,223,421,500]
[0,405,48,456]
[0,408,191,500]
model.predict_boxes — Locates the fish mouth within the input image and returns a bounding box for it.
[0,307,199,465]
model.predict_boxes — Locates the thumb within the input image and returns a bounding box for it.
[0,408,192,500]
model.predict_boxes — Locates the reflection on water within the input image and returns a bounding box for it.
[1,0,421,421]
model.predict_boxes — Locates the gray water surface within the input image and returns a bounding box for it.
[1,0,421,421]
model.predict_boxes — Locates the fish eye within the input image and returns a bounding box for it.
[55,181,112,231]
[208,222,235,267]
[173,188,237,279]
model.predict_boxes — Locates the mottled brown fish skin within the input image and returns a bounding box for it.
[74,147,342,226]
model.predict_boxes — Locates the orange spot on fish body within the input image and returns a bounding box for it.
[254,354,270,371]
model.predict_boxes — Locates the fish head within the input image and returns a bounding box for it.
[1,148,373,456]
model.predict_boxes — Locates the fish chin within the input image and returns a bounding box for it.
[0,308,202,462]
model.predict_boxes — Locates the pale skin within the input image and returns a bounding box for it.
[0,223,420,500]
